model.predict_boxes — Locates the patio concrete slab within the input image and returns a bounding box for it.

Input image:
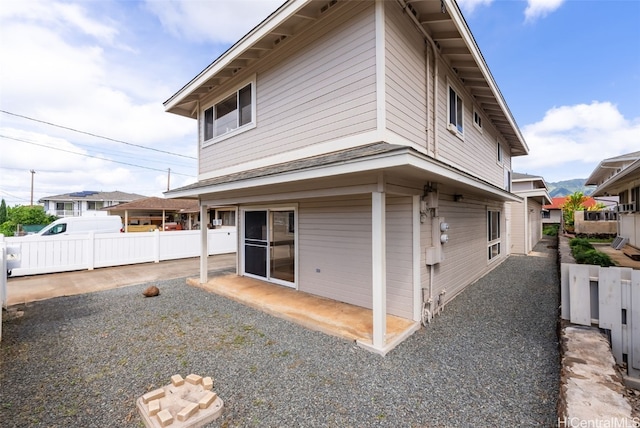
[187,274,419,350]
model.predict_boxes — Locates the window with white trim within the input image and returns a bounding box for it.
[473,109,482,132]
[448,86,464,135]
[488,210,501,260]
[203,81,254,143]
[504,168,511,192]
[497,141,503,164]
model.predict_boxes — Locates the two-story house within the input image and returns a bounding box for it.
[510,173,551,254]
[40,191,146,217]
[586,151,640,248]
[165,0,529,354]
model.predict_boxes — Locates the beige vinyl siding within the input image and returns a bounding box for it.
[298,194,414,319]
[431,190,505,300]
[199,2,377,174]
[528,199,543,249]
[384,2,427,147]
[298,196,373,310]
[385,196,414,319]
[510,200,526,254]
[436,68,510,188]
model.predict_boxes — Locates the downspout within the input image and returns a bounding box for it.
[397,0,439,158]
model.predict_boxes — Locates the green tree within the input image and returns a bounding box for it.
[561,191,588,231]
[0,199,6,224]
[0,205,57,237]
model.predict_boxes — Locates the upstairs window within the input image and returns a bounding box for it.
[204,82,254,142]
[473,109,482,132]
[497,141,503,164]
[448,86,464,135]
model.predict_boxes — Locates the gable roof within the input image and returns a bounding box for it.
[163,0,527,157]
[39,191,146,203]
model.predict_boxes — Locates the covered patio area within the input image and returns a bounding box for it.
[187,273,419,353]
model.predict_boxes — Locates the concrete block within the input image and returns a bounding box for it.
[177,402,199,421]
[142,388,165,404]
[199,391,217,409]
[186,374,202,385]
[202,376,213,390]
[148,399,160,416]
[171,374,184,387]
[156,409,173,427]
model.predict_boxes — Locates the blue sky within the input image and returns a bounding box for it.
[0,0,639,206]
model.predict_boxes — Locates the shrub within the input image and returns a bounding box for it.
[573,249,614,267]
[569,238,592,250]
[543,224,559,236]
[569,238,615,267]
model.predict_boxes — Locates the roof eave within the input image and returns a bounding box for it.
[164,0,310,117]
[443,0,528,157]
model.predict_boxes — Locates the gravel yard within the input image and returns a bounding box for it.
[1,238,560,427]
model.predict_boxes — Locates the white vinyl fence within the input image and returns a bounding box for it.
[561,263,640,379]
[2,228,237,277]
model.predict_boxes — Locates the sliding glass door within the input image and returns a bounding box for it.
[243,209,295,287]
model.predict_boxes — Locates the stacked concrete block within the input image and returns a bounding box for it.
[136,373,223,428]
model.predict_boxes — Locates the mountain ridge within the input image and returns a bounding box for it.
[545,178,594,198]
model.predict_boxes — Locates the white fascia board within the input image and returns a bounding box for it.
[443,0,528,155]
[167,149,521,202]
[164,0,311,111]
[514,189,552,205]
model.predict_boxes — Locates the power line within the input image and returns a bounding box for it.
[0,109,197,160]
[0,134,196,178]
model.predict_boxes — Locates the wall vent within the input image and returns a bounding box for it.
[406,3,419,19]
[320,0,337,14]
[273,35,287,46]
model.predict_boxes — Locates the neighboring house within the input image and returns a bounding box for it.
[40,191,145,217]
[105,197,200,232]
[542,197,564,225]
[510,173,551,254]
[105,196,236,232]
[164,0,529,353]
[586,151,640,247]
[543,196,616,225]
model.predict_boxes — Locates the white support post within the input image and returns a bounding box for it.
[200,204,208,284]
[372,191,386,349]
[412,195,421,322]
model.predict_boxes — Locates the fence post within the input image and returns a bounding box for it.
[154,229,160,263]
[1,235,6,310]
[632,270,640,377]
[87,232,95,271]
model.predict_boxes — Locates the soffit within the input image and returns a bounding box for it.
[404,0,527,156]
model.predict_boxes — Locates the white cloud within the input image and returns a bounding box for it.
[144,0,285,44]
[0,0,119,45]
[513,102,640,179]
[456,0,493,15]
[524,0,564,22]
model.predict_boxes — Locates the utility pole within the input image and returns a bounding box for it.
[30,169,36,206]
[167,168,171,191]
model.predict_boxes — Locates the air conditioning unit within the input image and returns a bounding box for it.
[211,219,222,226]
